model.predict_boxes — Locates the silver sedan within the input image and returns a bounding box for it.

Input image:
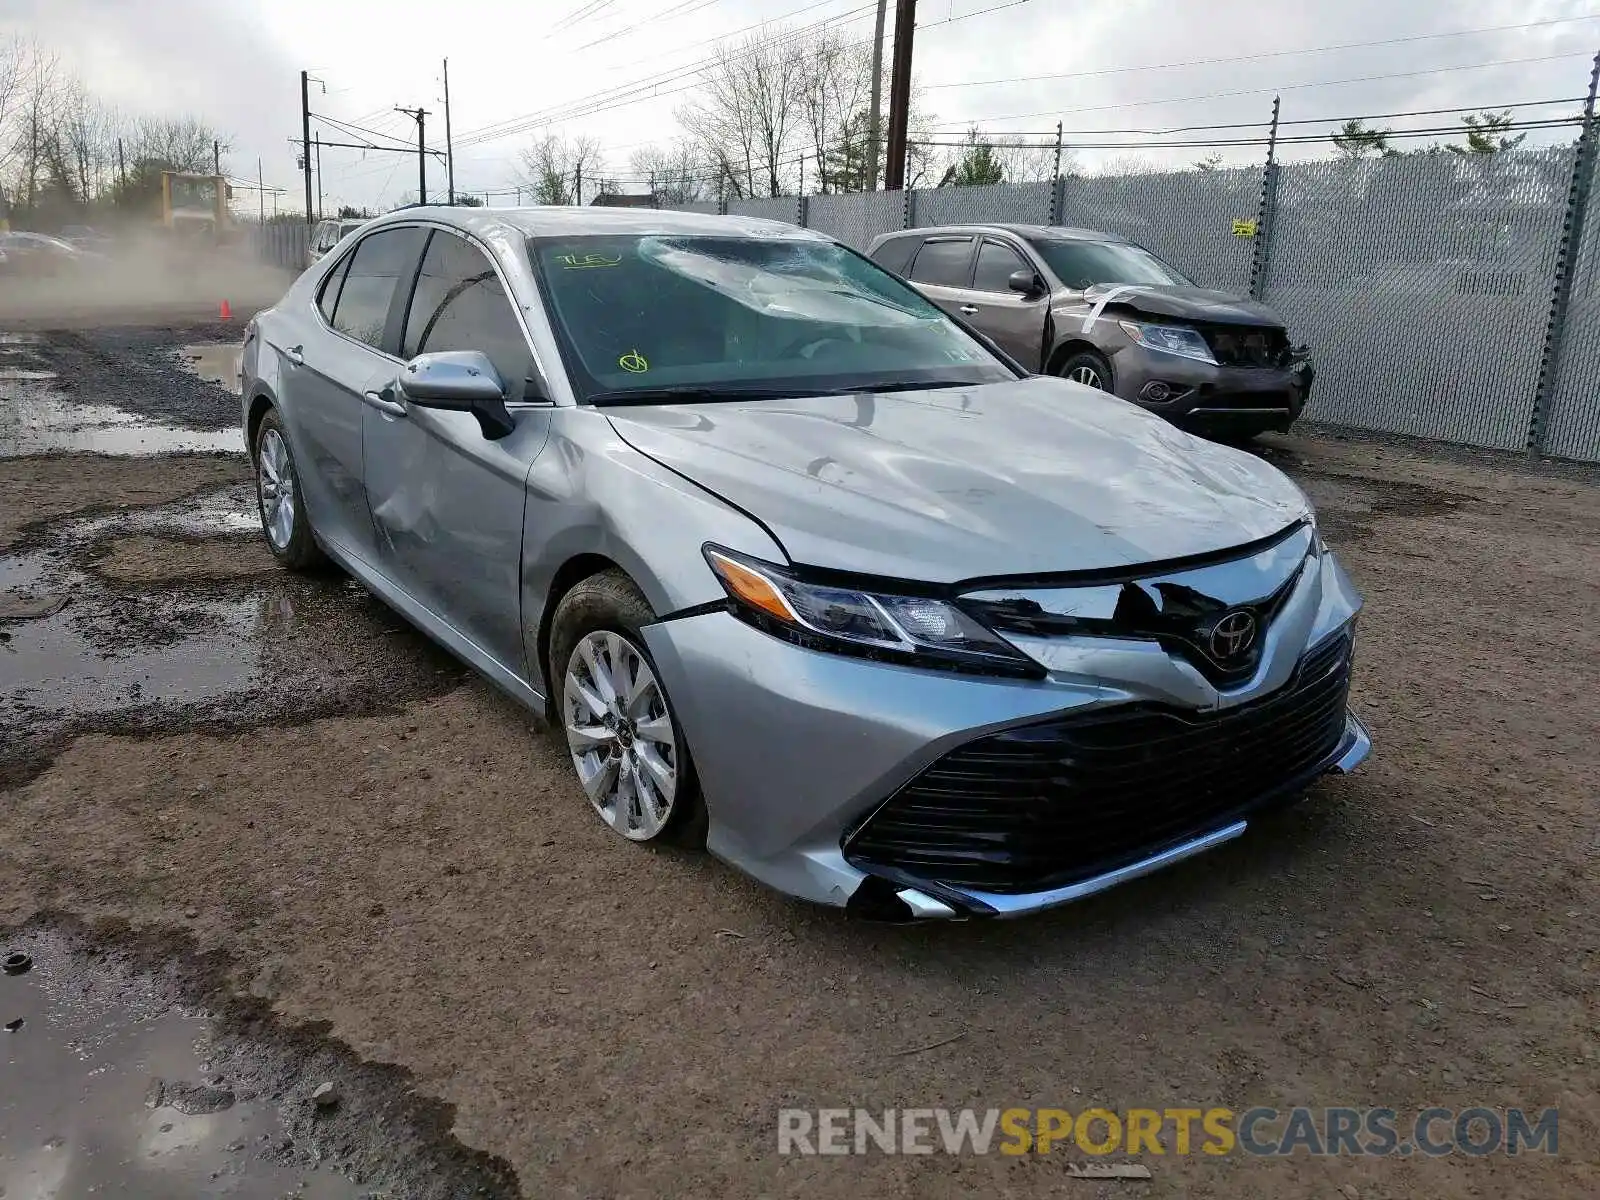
[240,206,1369,920]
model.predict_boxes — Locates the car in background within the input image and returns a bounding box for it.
[58,224,115,253]
[868,223,1314,441]
[306,217,369,269]
[0,231,100,276]
[241,206,1368,920]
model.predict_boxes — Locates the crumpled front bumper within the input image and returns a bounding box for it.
[641,546,1369,920]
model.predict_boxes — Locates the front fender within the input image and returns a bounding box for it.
[518,410,786,695]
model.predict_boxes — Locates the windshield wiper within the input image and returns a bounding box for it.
[587,385,813,406]
[819,379,977,394]
[587,378,982,406]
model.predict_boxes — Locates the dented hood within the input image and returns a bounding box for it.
[605,376,1310,583]
[1077,283,1284,327]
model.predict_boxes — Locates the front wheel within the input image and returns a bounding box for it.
[549,570,706,847]
[1054,349,1114,392]
[254,410,326,571]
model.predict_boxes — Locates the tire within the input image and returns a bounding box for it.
[253,409,327,571]
[549,570,707,848]
[1054,349,1114,392]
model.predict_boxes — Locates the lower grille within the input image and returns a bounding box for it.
[846,635,1353,895]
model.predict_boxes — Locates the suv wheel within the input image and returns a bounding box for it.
[1056,350,1113,392]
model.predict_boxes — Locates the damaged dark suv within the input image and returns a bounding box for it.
[868,223,1314,440]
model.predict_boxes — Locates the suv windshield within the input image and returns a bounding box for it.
[1027,238,1190,290]
[529,234,1014,402]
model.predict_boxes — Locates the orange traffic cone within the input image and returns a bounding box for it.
[219,299,233,321]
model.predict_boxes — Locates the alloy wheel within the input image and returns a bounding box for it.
[258,428,297,551]
[1069,364,1105,389]
[563,630,679,841]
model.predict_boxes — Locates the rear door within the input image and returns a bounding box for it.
[362,227,549,673]
[904,236,975,319]
[963,238,1051,369]
[280,224,428,563]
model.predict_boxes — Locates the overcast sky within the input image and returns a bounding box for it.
[5,0,1597,212]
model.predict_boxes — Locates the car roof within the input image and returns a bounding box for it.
[872,223,1124,246]
[359,204,824,243]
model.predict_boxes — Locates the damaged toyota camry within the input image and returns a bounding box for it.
[240,206,1370,920]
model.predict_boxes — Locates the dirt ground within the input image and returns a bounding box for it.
[1,322,1596,1198]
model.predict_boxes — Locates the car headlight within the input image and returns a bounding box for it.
[703,546,1043,678]
[1117,319,1217,365]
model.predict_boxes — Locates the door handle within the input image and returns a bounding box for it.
[363,388,406,418]
[284,344,304,366]
[959,305,979,315]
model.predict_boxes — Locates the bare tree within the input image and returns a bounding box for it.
[800,30,872,193]
[679,30,809,198]
[129,114,226,174]
[630,140,710,205]
[516,131,604,205]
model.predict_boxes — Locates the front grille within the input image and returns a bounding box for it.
[846,634,1352,895]
[1200,324,1290,368]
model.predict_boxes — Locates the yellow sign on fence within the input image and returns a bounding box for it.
[1232,218,1259,238]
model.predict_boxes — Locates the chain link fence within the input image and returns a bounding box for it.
[1263,149,1572,450]
[1544,153,1600,462]
[1057,168,1260,296]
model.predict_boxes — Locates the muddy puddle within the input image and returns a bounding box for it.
[0,333,242,458]
[0,487,467,786]
[1,924,520,1198]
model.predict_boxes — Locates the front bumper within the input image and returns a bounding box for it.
[1111,349,1312,430]
[642,547,1367,920]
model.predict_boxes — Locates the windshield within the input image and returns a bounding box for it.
[1027,238,1190,290]
[528,234,1014,402]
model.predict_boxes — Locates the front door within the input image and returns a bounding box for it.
[960,238,1051,369]
[362,228,549,675]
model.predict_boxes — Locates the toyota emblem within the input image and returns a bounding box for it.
[1209,610,1258,659]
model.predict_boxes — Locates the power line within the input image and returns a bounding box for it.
[944,96,1587,140]
[452,1,879,146]
[931,51,1596,128]
[921,14,1600,91]
[909,115,1584,153]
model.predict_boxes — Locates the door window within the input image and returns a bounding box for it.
[403,231,530,394]
[908,238,974,288]
[973,240,1029,294]
[328,226,427,351]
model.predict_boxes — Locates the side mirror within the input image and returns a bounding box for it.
[398,350,515,439]
[1008,269,1044,298]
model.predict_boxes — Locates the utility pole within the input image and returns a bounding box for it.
[866,0,889,190]
[213,139,221,175]
[1052,121,1063,181]
[574,162,582,206]
[301,70,314,225]
[395,107,429,204]
[443,58,456,204]
[117,137,126,191]
[883,0,917,192]
[257,156,265,224]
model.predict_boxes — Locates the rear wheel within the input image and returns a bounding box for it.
[254,410,326,571]
[1054,349,1113,392]
[549,570,706,847]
